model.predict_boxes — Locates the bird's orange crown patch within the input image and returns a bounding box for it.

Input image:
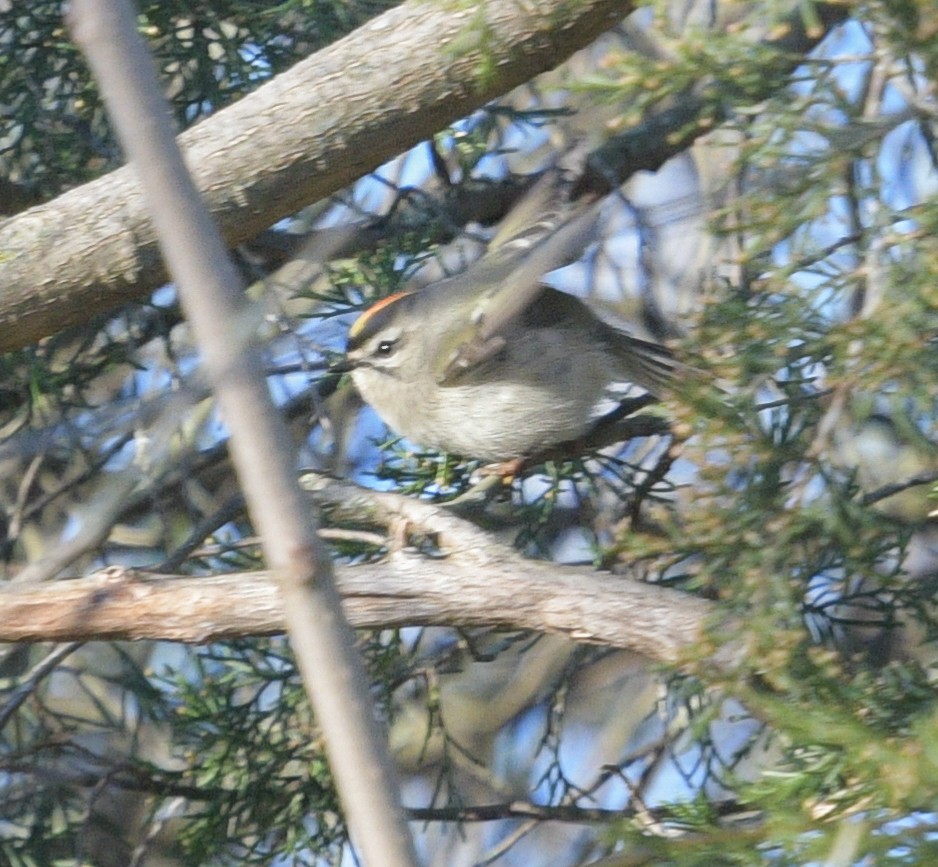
[348,291,411,341]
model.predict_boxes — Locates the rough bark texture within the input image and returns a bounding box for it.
[0,0,631,353]
[0,562,720,668]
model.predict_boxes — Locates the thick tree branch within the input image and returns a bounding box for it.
[0,555,723,671]
[0,0,630,354]
[0,2,852,355]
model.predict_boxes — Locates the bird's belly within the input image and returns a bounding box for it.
[417,381,603,461]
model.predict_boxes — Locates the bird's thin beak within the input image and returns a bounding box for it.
[328,356,354,375]
[316,355,355,399]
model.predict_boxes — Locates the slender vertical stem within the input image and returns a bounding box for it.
[67,3,417,863]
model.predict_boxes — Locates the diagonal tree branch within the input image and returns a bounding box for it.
[0,2,851,356]
[572,2,851,197]
[68,2,420,862]
[0,0,631,354]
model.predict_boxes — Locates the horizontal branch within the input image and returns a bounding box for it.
[407,800,633,824]
[0,559,721,669]
[406,796,753,825]
[1,477,741,671]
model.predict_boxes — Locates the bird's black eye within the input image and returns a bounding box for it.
[376,339,396,357]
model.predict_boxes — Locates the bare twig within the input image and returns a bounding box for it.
[11,472,139,585]
[406,798,753,824]
[860,469,938,507]
[0,642,83,731]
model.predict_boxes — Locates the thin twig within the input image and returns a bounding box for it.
[0,642,83,731]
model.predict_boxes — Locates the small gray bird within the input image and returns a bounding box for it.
[339,282,673,461]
